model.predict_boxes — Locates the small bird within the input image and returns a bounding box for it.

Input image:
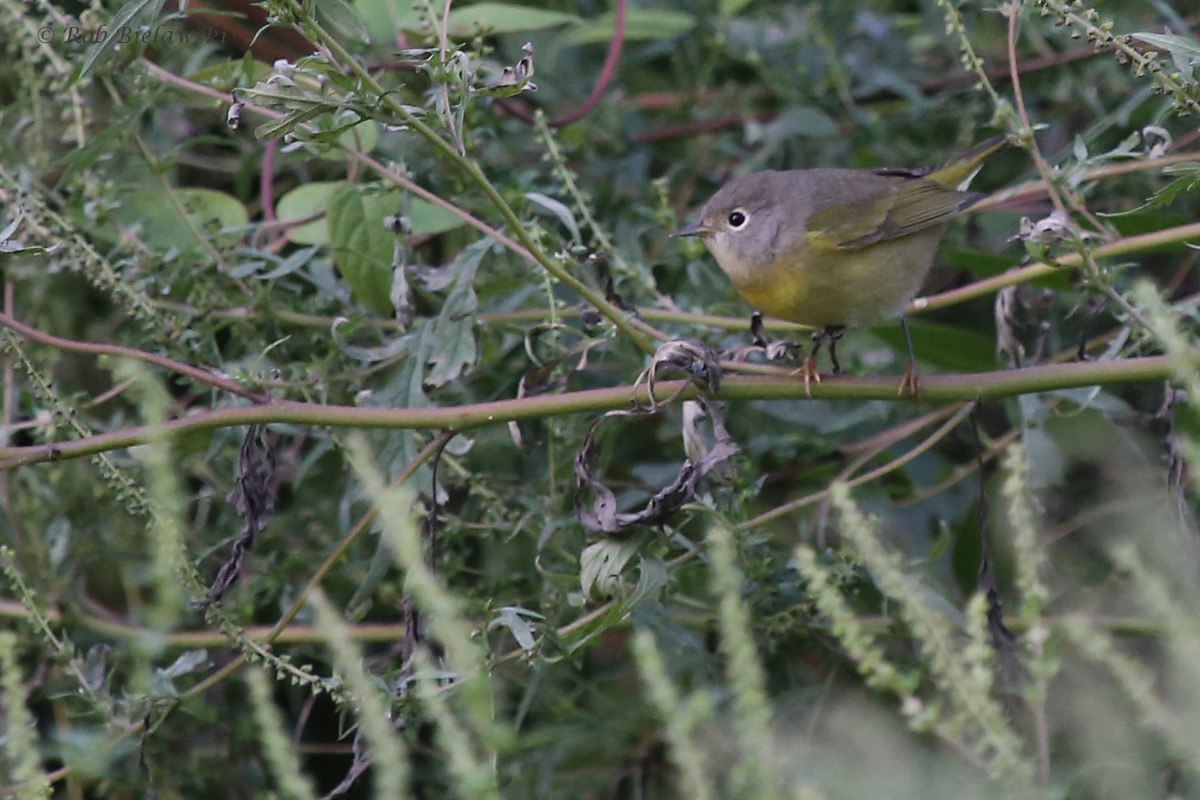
[675,136,1008,396]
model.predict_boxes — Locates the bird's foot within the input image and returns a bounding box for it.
[791,356,822,398]
[749,313,802,363]
[897,359,922,405]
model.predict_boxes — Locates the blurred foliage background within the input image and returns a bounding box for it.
[1,0,1200,797]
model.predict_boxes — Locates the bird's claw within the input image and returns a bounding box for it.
[634,339,722,410]
[897,360,921,405]
[790,357,822,398]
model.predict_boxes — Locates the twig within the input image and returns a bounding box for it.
[548,0,627,127]
[0,598,408,646]
[1007,2,1067,216]
[972,150,1200,211]
[741,402,977,530]
[895,427,1021,509]
[0,311,268,403]
[150,297,799,335]
[436,0,466,154]
[912,221,1200,313]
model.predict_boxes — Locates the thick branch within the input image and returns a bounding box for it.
[0,356,1171,469]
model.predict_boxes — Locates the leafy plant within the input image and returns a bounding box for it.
[1,0,1200,797]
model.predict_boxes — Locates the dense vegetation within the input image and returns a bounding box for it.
[2,0,1200,797]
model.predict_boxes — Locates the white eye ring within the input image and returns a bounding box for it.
[727,209,749,230]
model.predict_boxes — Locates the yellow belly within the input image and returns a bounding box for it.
[727,229,942,328]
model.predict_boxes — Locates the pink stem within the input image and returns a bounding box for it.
[549,0,627,127]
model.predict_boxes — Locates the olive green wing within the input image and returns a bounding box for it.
[806,175,984,250]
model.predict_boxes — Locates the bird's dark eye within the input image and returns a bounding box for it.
[728,210,747,228]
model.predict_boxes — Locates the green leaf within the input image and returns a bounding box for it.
[618,556,668,615]
[185,59,272,88]
[76,0,166,80]
[941,248,1020,279]
[254,104,336,142]
[315,0,371,43]
[567,10,695,45]
[1019,393,1066,490]
[110,188,248,252]
[488,606,544,651]
[720,0,755,16]
[526,192,580,243]
[332,318,412,363]
[370,325,435,408]
[334,120,380,157]
[355,0,423,42]
[279,181,465,246]
[580,539,638,599]
[345,534,395,619]
[927,521,951,564]
[407,199,467,237]
[157,649,209,679]
[426,238,488,386]
[177,188,249,232]
[326,182,472,313]
[277,181,341,245]
[870,319,998,373]
[327,184,397,315]
[1132,32,1200,70]
[1097,163,1200,218]
[447,3,580,36]
[1106,210,1193,241]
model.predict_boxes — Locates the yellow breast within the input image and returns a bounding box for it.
[707,230,942,328]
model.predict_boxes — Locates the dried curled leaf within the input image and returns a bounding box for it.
[632,338,722,410]
[195,425,277,608]
[994,284,1056,368]
[574,395,738,535]
[481,41,537,96]
[575,340,735,534]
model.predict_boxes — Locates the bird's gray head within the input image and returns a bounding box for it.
[673,172,801,286]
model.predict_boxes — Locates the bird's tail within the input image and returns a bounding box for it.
[927,135,1011,190]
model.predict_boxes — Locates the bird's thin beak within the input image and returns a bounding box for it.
[671,220,708,238]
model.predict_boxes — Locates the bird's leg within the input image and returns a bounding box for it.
[897,315,921,404]
[749,312,799,362]
[824,326,846,375]
[749,312,769,349]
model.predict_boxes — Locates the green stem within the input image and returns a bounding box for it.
[0,599,407,646]
[914,221,1200,312]
[0,356,1172,469]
